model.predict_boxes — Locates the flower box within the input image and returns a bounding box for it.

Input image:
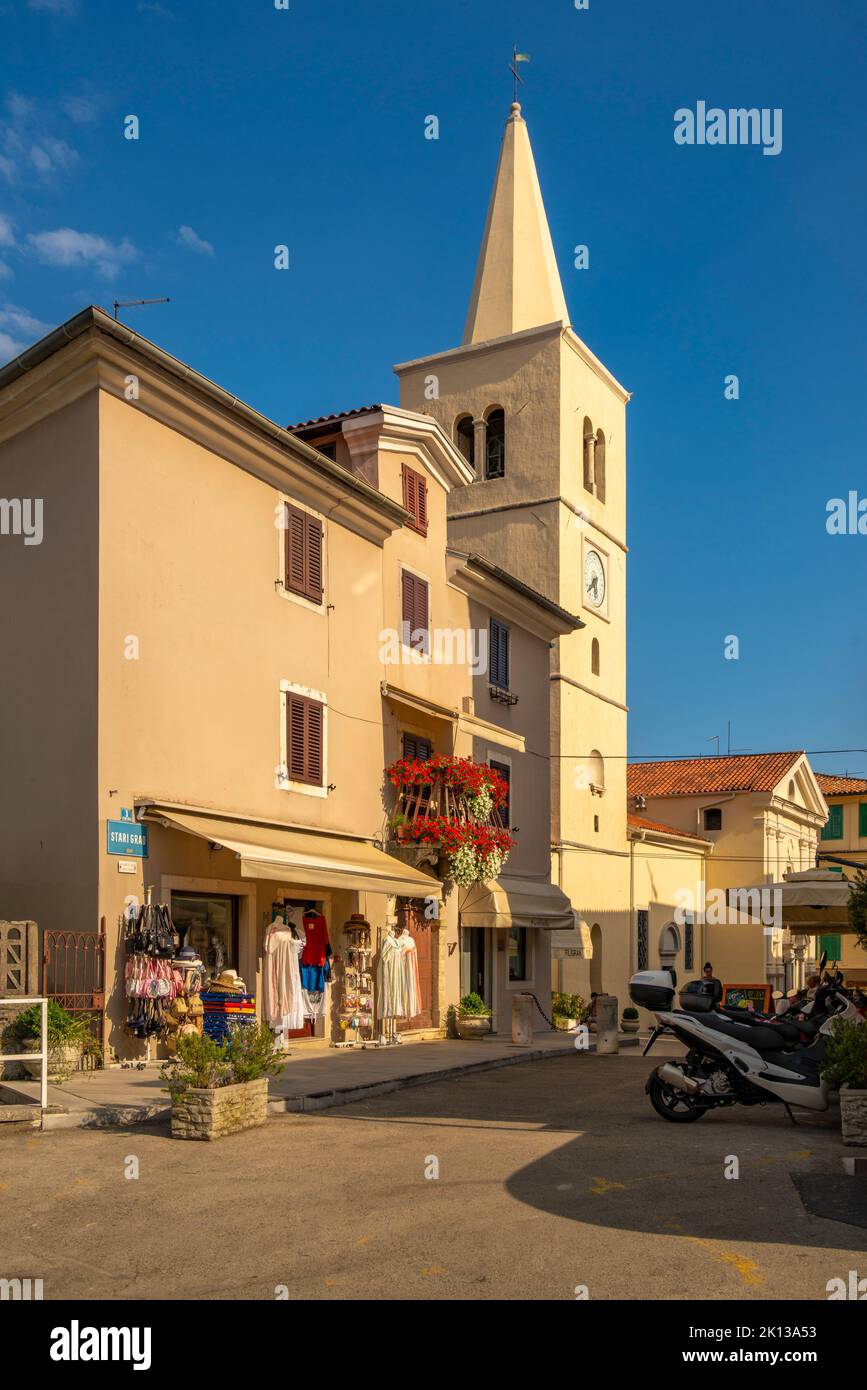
[170,1078,269,1141]
[840,1085,867,1147]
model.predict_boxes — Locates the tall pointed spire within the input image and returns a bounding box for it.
[463,103,569,345]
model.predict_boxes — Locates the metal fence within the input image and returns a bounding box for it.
[41,920,106,1066]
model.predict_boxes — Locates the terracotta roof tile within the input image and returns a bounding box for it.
[287,404,382,433]
[627,751,803,798]
[627,813,711,843]
[816,773,867,795]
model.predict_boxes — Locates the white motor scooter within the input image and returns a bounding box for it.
[630,968,862,1123]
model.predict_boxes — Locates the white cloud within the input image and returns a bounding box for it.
[28,227,137,280]
[1,90,81,184]
[176,224,214,256]
[0,304,52,358]
[61,94,98,125]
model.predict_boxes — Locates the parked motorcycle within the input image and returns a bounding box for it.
[630,967,863,1123]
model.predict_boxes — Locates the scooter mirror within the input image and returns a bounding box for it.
[771,991,783,1000]
[819,950,828,970]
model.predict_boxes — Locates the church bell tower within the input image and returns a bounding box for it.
[394,99,631,996]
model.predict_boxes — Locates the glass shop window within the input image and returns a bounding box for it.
[508,925,528,982]
[172,893,239,974]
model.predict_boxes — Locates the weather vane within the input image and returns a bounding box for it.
[510,46,531,104]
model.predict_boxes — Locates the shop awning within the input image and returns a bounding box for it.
[550,915,594,957]
[139,805,442,899]
[764,869,856,931]
[458,877,575,930]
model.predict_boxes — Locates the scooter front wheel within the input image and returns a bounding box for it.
[648,1072,707,1123]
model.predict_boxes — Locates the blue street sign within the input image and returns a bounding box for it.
[107,820,149,858]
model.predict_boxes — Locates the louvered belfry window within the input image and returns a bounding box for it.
[284,503,323,603]
[286,693,324,786]
[402,464,428,536]
[401,570,429,653]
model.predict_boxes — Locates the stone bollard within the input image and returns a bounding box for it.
[511,992,534,1046]
[595,994,619,1054]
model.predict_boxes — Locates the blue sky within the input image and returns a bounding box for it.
[1,0,865,775]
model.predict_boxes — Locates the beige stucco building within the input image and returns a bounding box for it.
[814,774,867,984]
[627,752,828,996]
[0,307,575,1056]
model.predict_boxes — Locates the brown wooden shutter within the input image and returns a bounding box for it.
[401,571,429,653]
[285,504,323,604]
[402,464,428,536]
[286,693,324,786]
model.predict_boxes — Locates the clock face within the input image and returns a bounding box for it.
[584,549,606,608]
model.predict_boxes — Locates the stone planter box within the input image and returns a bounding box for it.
[19,1038,83,1082]
[621,1018,640,1034]
[455,1015,492,1040]
[840,1085,867,1147]
[553,1017,576,1032]
[171,1078,269,1141]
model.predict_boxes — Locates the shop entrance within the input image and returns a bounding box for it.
[460,926,487,1003]
[396,900,436,1031]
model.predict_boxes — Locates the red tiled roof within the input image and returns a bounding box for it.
[287,404,382,432]
[627,814,711,844]
[816,773,867,795]
[627,752,803,798]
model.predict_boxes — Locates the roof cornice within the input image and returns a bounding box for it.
[0,307,408,546]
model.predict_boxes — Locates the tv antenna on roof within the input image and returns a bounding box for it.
[113,297,170,320]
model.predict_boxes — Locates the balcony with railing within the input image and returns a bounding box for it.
[385,755,515,888]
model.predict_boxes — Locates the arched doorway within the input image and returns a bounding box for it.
[589,923,603,994]
[659,922,680,975]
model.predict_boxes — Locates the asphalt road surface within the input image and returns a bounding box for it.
[1,1049,863,1301]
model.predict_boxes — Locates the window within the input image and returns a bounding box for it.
[284,503,323,604]
[402,464,428,536]
[490,758,511,825]
[402,734,432,762]
[489,618,510,690]
[286,693,324,786]
[821,804,844,840]
[703,807,722,831]
[317,441,337,462]
[172,893,239,973]
[684,920,694,971]
[455,415,475,469]
[637,909,649,971]
[818,933,842,961]
[507,925,528,982]
[595,429,606,504]
[485,409,505,479]
[591,637,600,676]
[860,803,867,838]
[401,570,429,653]
[593,814,600,832]
[582,417,594,493]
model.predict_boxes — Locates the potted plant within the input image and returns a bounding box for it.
[552,992,587,1031]
[455,992,493,1039]
[821,1018,867,1146]
[162,1022,286,1141]
[7,1001,97,1080]
[621,1006,641,1034]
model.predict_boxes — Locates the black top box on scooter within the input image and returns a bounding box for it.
[629,970,676,1011]
[678,980,715,1013]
